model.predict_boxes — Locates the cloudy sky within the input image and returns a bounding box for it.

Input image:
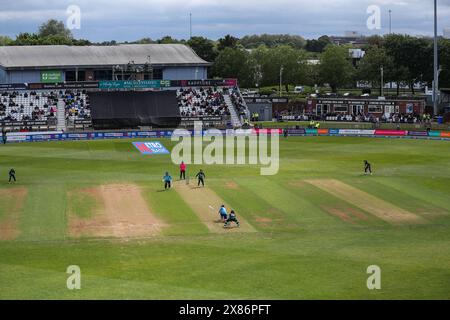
[0,0,449,41]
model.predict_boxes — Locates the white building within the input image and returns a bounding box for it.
[444,28,450,39]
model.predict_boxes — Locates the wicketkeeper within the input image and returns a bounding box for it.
[224,210,240,228]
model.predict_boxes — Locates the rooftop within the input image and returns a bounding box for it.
[0,44,210,70]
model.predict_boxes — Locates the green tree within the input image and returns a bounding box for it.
[212,47,255,87]
[251,45,308,88]
[38,19,72,39]
[318,45,355,92]
[239,34,306,49]
[384,34,432,94]
[356,47,394,95]
[157,36,182,44]
[217,35,239,51]
[0,36,13,46]
[439,39,450,89]
[187,36,217,62]
[305,35,331,53]
[135,38,155,44]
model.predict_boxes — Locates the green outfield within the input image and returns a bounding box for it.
[0,136,449,299]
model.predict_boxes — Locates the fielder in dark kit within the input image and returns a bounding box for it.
[196,169,206,187]
[2,128,7,145]
[364,160,372,175]
[8,168,16,183]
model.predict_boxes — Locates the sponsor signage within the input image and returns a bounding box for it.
[181,116,223,122]
[29,82,99,90]
[305,129,318,135]
[428,131,441,137]
[329,129,340,135]
[1,79,237,92]
[41,71,62,83]
[408,131,428,137]
[287,129,306,136]
[99,80,161,90]
[1,120,49,126]
[0,83,28,91]
[252,128,282,135]
[176,79,237,88]
[132,141,170,155]
[374,130,407,136]
[4,128,449,145]
[339,129,376,135]
[315,99,395,106]
[74,120,93,125]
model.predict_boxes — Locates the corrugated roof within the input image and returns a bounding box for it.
[0,44,210,69]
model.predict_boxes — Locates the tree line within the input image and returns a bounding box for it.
[1,19,449,91]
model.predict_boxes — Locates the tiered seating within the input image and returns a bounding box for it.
[177,87,230,117]
[61,90,91,121]
[0,91,58,122]
[228,87,249,119]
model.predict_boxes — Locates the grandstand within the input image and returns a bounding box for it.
[0,44,210,83]
[0,91,58,123]
[177,87,230,118]
[0,44,250,131]
[0,81,250,131]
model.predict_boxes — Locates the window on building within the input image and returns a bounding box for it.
[334,105,348,113]
[65,70,86,82]
[144,68,163,80]
[94,70,113,81]
[65,71,76,82]
[368,105,383,113]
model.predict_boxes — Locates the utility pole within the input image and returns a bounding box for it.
[381,66,384,97]
[389,10,392,34]
[279,65,284,97]
[433,0,439,115]
[189,13,192,40]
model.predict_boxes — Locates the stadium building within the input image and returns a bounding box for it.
[0,44,210,83]
[0,44,249,131]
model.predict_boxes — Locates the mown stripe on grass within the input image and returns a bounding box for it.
[235,177,340,231]
[210,179,288,232]
[174,181,256,233]
[19,185,68,241]
[305,179,426,225]
[143,181,210,236]
[289,180,387,227]
[363,177,450,217]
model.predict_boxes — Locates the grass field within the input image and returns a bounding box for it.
[0,136,449,299]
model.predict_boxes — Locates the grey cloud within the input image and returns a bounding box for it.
[0,0,448,41]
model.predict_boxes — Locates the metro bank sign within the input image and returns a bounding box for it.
[132,142,170,155]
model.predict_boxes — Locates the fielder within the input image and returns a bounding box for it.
[2,129,6,145]
[8,168,16,183]
[163,172,172,190]
[196,169,206,187]
[224,210,240,228]
[364,160,373,175]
